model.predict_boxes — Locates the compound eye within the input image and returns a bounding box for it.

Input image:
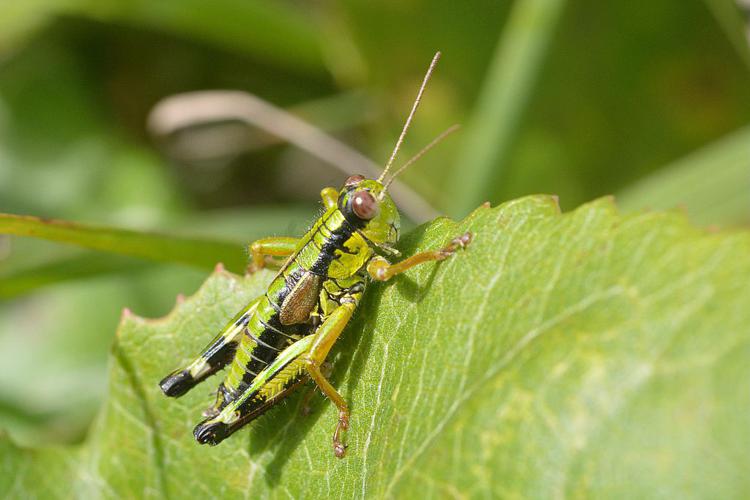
[344,174,366,187]
[351,190,379,220]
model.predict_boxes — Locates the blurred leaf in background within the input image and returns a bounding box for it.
[0,0,748,463]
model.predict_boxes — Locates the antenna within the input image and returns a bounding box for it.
[384,124,460,190]
[377,51,442,183]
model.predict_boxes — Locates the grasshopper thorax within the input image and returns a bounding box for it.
[338,175,400,248]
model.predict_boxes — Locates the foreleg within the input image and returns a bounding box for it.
[367,232,472,281]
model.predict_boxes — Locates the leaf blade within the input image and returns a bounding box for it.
[2,195,749,497]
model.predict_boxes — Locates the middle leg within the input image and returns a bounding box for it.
[320,187,338,209]
[299,361,332,416]
[302,301,356,458]
[247,236,299,273]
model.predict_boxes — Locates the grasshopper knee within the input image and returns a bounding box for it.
[159,369,195,398]
[194,420,230,446]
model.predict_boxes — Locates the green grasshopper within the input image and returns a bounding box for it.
[159,52,472,458]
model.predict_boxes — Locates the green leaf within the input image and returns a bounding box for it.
[0,0,327,76]
[0,0,77,53]
[80,0,327,76]
[2,195,749,497]
[0,213,246,273]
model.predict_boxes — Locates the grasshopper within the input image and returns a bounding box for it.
[159,52,472,458]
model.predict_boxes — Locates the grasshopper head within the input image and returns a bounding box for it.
[338,174,400,247]
[334,52,456,252]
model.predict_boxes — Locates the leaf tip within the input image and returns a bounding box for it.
[214,262,226,273]
[550,194,561,212]
[579,195,619,216]
[519,194,562,214]
[463,200,495,224]
[120,307,145,324]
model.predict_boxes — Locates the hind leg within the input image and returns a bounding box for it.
[159,296,262,397]
[193,335,316,445]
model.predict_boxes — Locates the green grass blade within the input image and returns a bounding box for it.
[0,1,327,75]
[0,252,152,299]
[0,213,246,272]
[0,207,312,298]
[703,0,750,69]
[617,125,750,226]
[80,0,328,76]
[447,0,567,216]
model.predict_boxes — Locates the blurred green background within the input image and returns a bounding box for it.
[0,0,748,446]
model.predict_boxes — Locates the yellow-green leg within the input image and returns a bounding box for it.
[320,187,338,209]
[247,237,299,272]
[299,361,332,416]
[302,301,356,458]
[247,187,336,273]
[367,232,472,281]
